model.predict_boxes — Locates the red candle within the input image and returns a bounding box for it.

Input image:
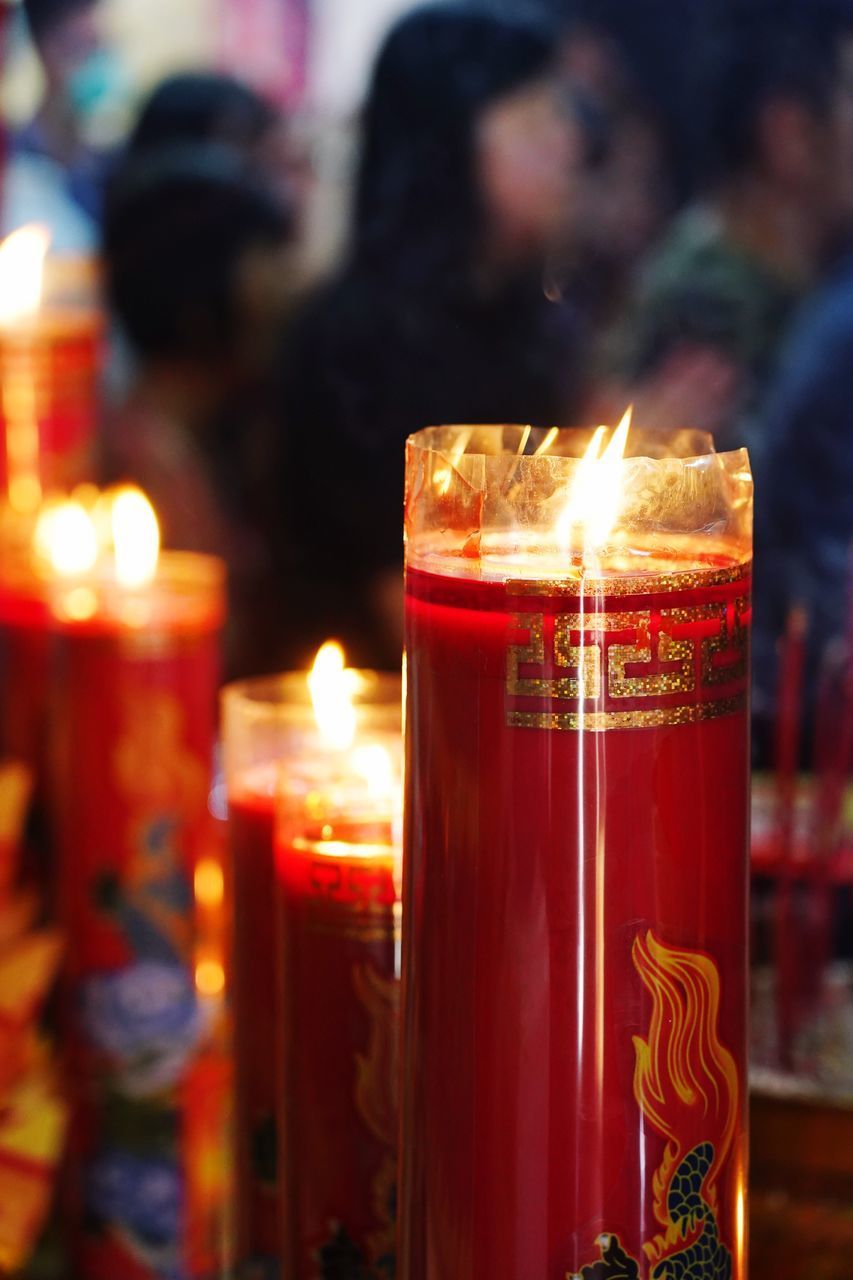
[42,492,231,1279]
[221,675,311,1268]
[0,233,102,509]
[400,424,753,1279]
[0,549,51,768]
[275,647,402,1279]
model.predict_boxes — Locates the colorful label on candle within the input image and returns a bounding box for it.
[54,630,228,1280]
[575,932,739,1280]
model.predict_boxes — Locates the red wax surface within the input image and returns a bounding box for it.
[277,816,399,1279]
[227,778,279,1261]
[401,564,751,1280]
[51,605,226,1279]
[0,576,50,753]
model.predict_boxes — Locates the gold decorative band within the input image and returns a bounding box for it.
[507,692,747,733]
[506,559,752,599]
[505,599,749,731]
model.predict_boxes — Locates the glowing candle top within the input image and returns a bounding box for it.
[405,419,753,586]
[25,484,223,633]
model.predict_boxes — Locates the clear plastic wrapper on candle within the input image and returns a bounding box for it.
[274,669,402,1280]
[401,426,753,1279]
[48,551,232,1280]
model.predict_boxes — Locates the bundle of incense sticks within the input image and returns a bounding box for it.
[772,587,853,1072]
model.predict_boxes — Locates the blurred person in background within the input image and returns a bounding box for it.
[4,0,122,241]
[102,144,293,674]
[611,8,853,451]
[750,5,853,750]
[125,72,308,227]
[554,19,675,364]
[278,3,583,668]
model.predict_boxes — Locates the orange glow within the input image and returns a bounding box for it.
[34,500,98,577]
[194,859,225,908]
[195,958,226,996]
[352,743,395,799]
[0,227,51,513]
[0,226,50,326]
[433,428,473,496]
[110,486,160,589]
[556,406,632,552]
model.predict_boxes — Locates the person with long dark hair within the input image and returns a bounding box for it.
[278,2,583,667]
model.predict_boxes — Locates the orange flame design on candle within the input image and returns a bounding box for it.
[631,931,739,1264]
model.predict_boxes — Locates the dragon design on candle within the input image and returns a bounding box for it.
[575,931,740,1280]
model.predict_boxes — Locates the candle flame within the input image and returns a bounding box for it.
[555,406,632,553]
[434,428,472,496]
[34,499,98,577]
[308,641,359,751]
[110,487,160,589]
[351,743,395,798]
[0,225,51,325]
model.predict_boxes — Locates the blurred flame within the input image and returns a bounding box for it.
[34,501,98,577]
[555,406,632,552]
[195,958,225,997]
[110,487,160,588]
[0,226,50,325]
[352,743,395,799]
[194,859,224,908]
[308,641,358,750]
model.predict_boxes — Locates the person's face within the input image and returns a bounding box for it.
[477,73,582,261]
[39,3,101,93]
[578,113,669,269]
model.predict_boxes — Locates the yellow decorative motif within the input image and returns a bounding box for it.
[506,597,749,731]
[701,599,749,687]
[632,931,739,1261]
[508,694,746,732]
[506,560,751,599]
[353,964,399,1271]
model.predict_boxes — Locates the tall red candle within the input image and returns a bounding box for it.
[44,500,231,1280]
[275,655,402,1279]
[221,674,315,1269]
[0,548,51,768]
[400,425,753,1280]
[0,236,102,508]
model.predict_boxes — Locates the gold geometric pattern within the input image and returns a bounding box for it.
[506,596,749,731]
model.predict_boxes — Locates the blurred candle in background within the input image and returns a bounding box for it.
[401,423,753,1280]
[275,644,401,1280]
[221,671,311,1271]
[39,489,231,1280]
[0,225,102,514]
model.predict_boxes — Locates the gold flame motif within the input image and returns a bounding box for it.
[353,962,399,1149]
[631,931,739,1261]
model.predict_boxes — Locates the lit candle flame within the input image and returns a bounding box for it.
[308,641,359,751]
[0,225,51,326]
[34,500,98,577]
[352,742,395,798]
[110,486,160,589]
[555,406,632,553]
